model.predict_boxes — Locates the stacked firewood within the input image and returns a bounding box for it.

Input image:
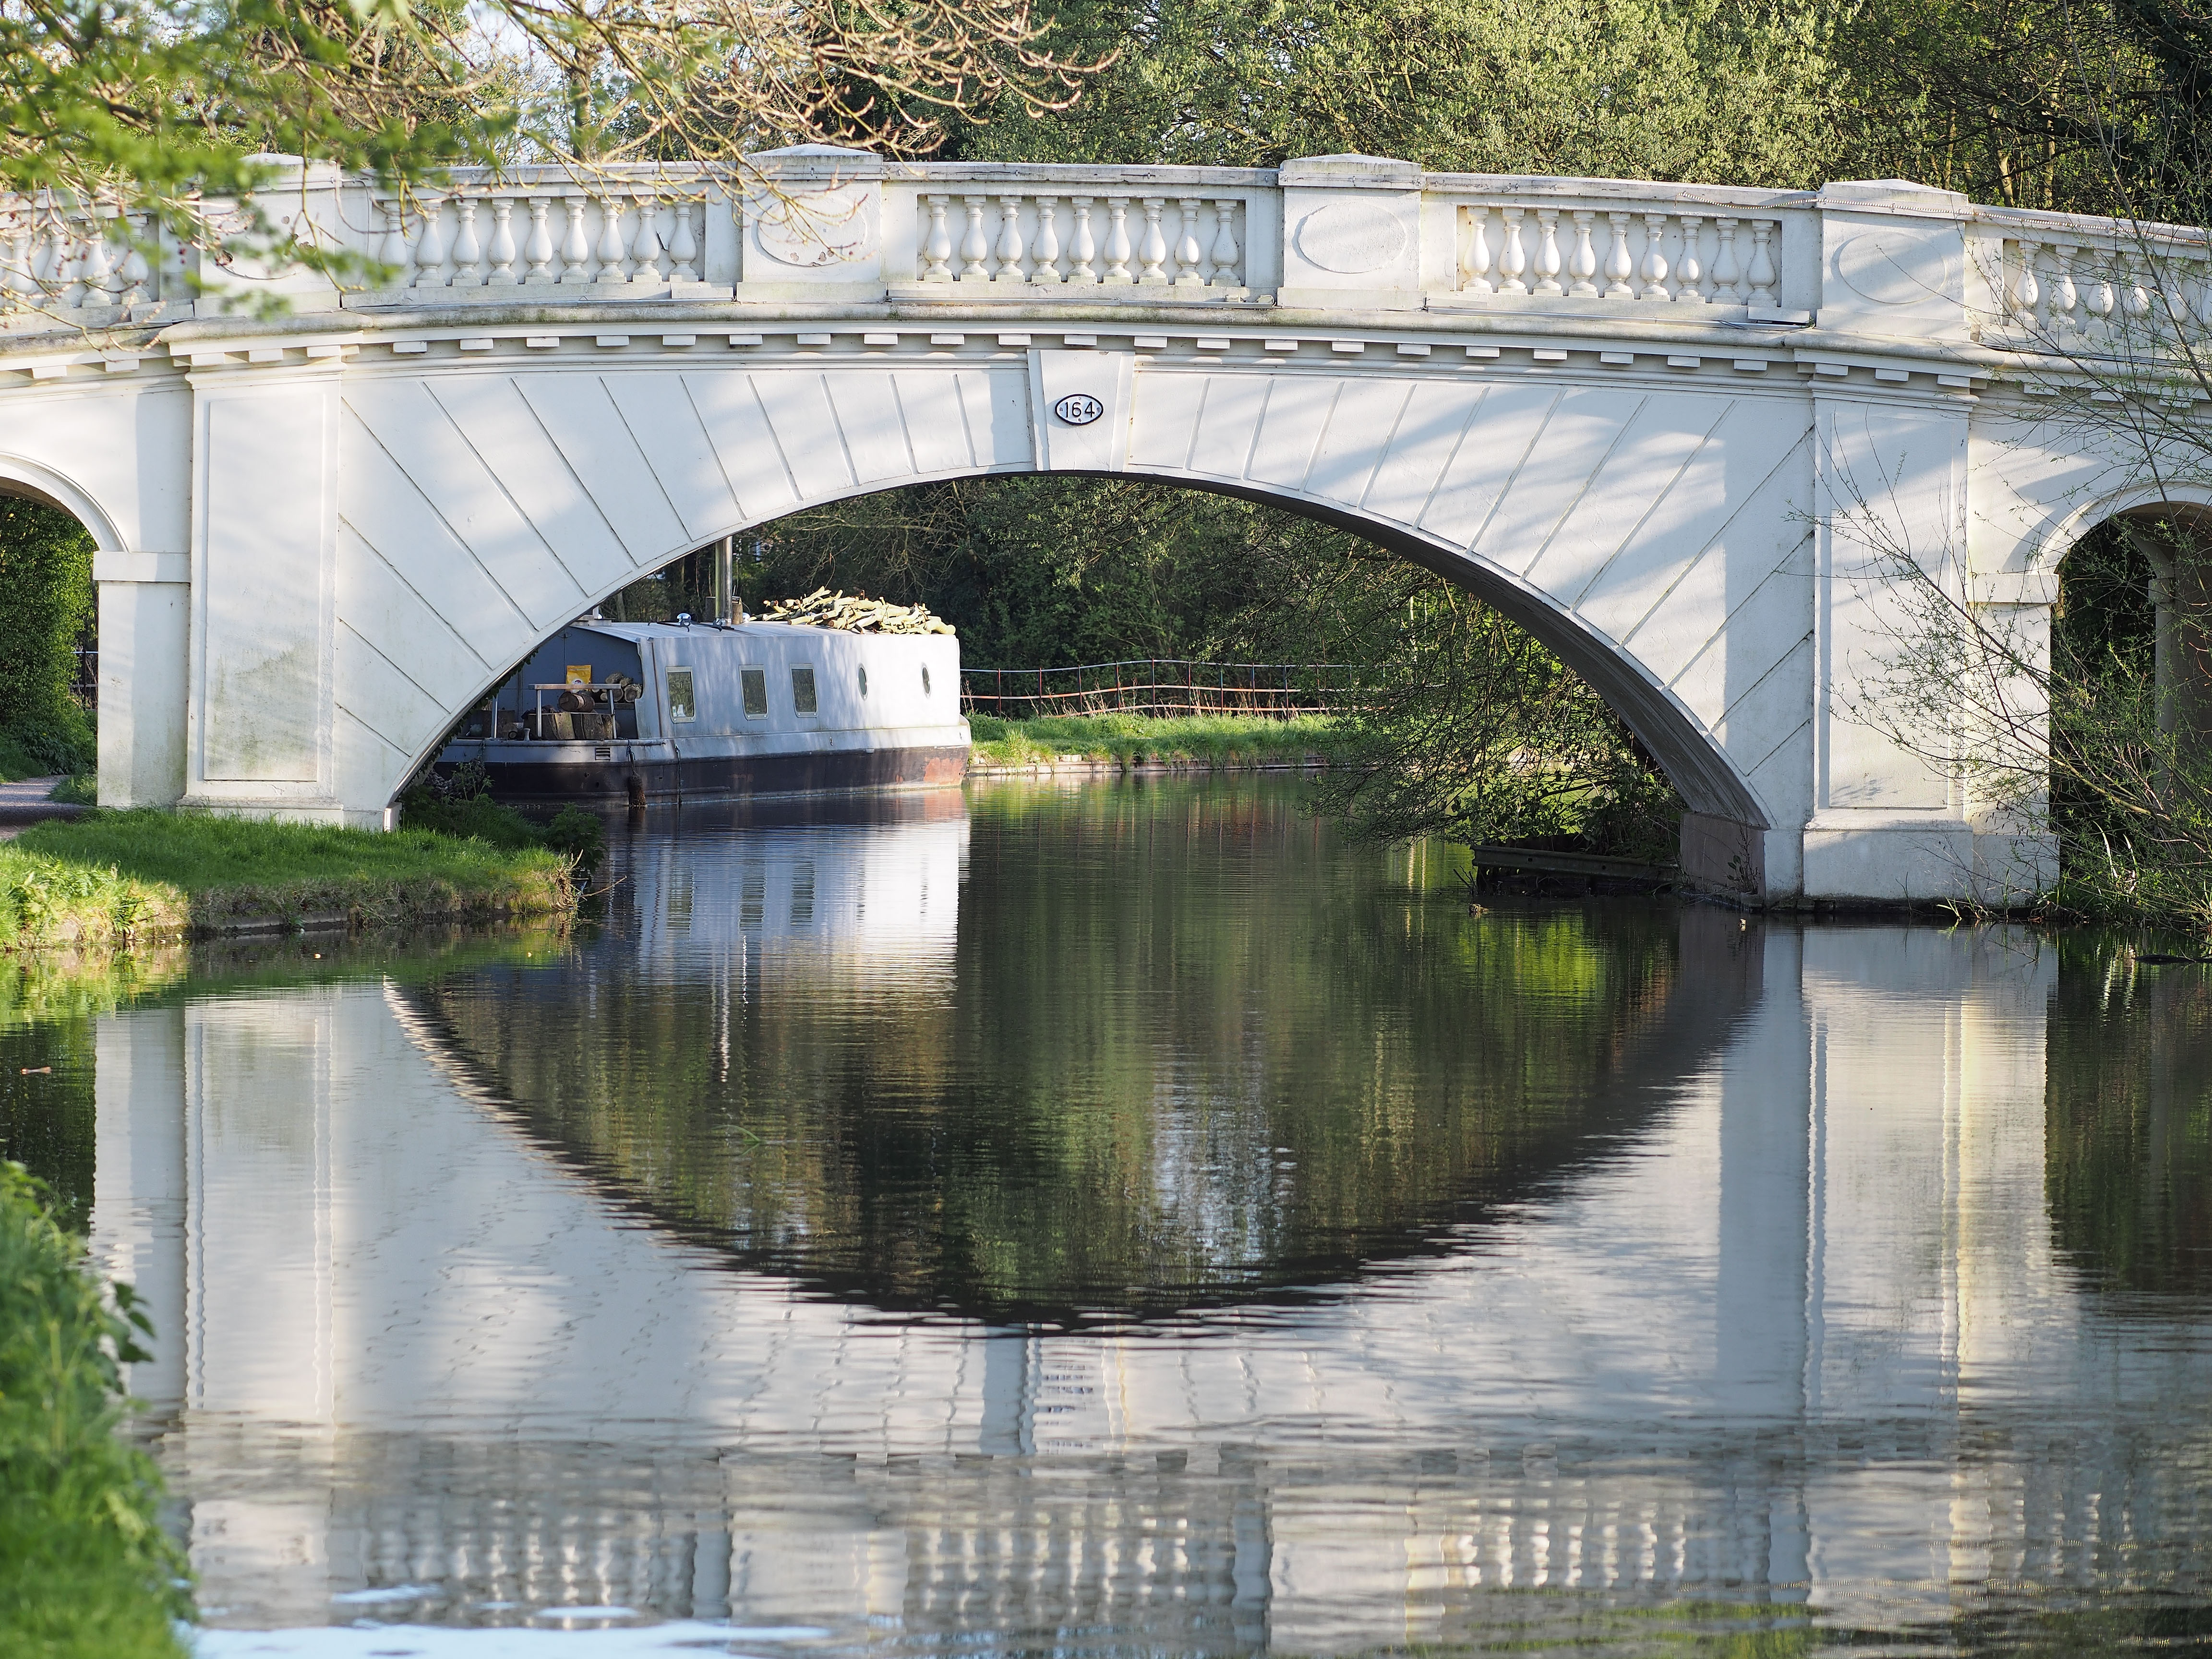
[759,589,955,634]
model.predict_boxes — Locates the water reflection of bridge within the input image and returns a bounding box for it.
[88,807,2212,1648]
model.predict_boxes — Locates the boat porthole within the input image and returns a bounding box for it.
[922,665,932,696]
[858,665,868,697]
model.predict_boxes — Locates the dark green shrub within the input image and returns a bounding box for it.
[0,1163,189,1657]
[0,499,94,778]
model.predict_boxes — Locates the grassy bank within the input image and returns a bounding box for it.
[0,1164,189,1659]
[969,713,1359,770]
[0,810,578,949]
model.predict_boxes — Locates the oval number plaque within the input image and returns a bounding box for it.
[1053,393,1106,427]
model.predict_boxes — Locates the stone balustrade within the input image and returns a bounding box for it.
[0,197,161,318]
[2,148,2210,373]
[373,178,717,295]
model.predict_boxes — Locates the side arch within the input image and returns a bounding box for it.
[0,453,129,552]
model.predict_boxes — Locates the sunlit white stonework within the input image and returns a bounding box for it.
[1,148,2197,897]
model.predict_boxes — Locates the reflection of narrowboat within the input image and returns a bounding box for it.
[438,618,969,803]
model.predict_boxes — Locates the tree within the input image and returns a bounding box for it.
[0,0,1111,302]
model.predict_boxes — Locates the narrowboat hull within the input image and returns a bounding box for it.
[438,737,968,803]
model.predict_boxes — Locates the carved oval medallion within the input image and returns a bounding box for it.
[1295,201,1409,276]
[753,185,878,269]
[1053,393,1106,427]
[1833,230,1958,307]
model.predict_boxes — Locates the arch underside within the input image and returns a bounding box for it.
[324,363,1809,842]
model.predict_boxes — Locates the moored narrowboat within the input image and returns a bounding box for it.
[439,615,969,803]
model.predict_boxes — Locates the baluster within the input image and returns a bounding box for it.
[485,198,519,285]
[1103,198,1134,284]
[2087,259,2116,336]
[560,197,591,283]
[524,198,554,284]
[1029,196,1061,285]
[1461,207,1493,294]
[76,210,113,302]
[1174,197,1206,286]
[2191,254,2212,334]
[630,201,664,282]
[1746,221,1778,305]
[412,194,447,287]
[593,196,628,282]
[670,201,699,282]
[1674,216,1705,302]
[1137,198,1170,284]
[378,198,412,287]
[922,194,954,281]
[1638,213,1671,299]
[1498,207,1528,295]
[1209,199,1240,286]
[2122,253,2150,324]
[2050,242,2080,330]
[0,217,32,309]
[118,218,150,307]
[1568,211,1599,298]
[450,196,483,286]
[2009,239,2041,323]
[1533,209,1563,297]
[1067,197,1097,283]
[994,194,1027,282]
[56,214,85,307]
[26,209,56,297]
[1711,217,1742,301]
[959,195,990,281]
[1603,213,1635,298]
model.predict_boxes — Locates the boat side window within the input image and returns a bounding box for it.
[791,665,818,714]
[741,666,769,718]
[857,665,869,697]
[921,664,932,697]
[667,667,696,723]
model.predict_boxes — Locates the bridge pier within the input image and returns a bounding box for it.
[94,553,190,810]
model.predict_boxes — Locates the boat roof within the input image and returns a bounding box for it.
[562,617,839,643]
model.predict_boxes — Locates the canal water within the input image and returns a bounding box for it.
[13,775,2212,1656]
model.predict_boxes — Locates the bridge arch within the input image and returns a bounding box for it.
[277,349,1809,890]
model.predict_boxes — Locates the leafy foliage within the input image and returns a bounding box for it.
[0,501,93,779]
[0,1162,189,1659]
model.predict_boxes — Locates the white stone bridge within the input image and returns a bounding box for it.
[0,148,2191,899]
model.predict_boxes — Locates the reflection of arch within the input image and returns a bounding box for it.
[386,852,1766,1328]
[0,452,125,550]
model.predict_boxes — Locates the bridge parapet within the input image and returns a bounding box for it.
[9,147,2192,361]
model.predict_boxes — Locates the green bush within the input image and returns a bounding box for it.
[0,500,94,778]
[0,1163,189,1658]
[399,763,604,878]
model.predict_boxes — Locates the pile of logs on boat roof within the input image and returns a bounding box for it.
[758,589,956,635]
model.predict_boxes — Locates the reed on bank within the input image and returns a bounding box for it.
[0,810,579,949]
[0,1162,189,1659]
[968,713,1357,770]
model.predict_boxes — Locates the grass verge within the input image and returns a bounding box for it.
[968,712,1358,769]
[0,810,578,949]
[0,1163,190,1659]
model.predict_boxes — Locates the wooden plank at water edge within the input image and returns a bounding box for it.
[1463,845,1677,882]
